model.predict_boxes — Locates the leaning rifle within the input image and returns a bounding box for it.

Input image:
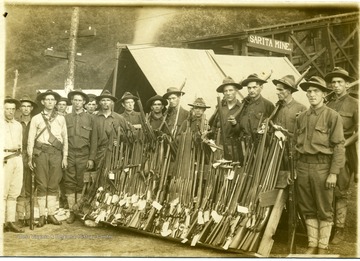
[30,167,35,230]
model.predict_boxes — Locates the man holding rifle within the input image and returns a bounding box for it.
[294,76,345,255]
[324,67,358,245]
[28,90,68,227]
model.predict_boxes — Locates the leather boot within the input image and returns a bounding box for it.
[47,215,62,225]
[7,222,25,233]
[305,218,319,254]
[317,247,329,256]
[66,212,76,224]
[304,247,318,255]
[17,219,25,228]
[331,227,344,245]
[3,223,9,232]
[37,215,46,227]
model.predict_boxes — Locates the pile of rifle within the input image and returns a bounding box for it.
[80,111,288,255]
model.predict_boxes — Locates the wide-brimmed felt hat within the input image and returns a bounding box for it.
[95,90,118,102]
[4,96,21,109]
[119,92,139,103]
[299,76,331,92]
[188,97,211,108]
[324,67,355,83]
[216,76,242,93]
[163,87,185,99]
[241,73,268,87]
[146,95,168,109]
[36,89,61,102]
[68,89,89,104]
[272,75,298,93]
[19,94,38,108]
[58,96,71,105]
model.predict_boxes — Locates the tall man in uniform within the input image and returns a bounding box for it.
[3,97,24,233]
[294,76,345,255]
[16,95,37,227]
[28,90,68,227]
[162,87,189,136]
[64,89,94,224]
[272,75,307,134]
[146,94,168,130]
[119,92,142,128]
[324,67,358,244]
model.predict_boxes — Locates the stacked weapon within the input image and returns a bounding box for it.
[30,169,35,230]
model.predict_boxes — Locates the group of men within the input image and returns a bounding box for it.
[3,67,358,256]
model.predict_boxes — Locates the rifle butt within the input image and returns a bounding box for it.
[229,223,247,248]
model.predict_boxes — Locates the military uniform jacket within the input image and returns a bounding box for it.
[65,110,94,150]
[148,112,164,130]
[273,99,307,134]
[165,106,189,135]
[120,110,142,125]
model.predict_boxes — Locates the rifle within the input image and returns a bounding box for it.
[287,138,297,254]
[216,95,230,159]
[30,168,35,230]
[136,92,156,142]
[171,78,187,137]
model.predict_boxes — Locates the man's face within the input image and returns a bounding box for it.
[151,100,164,114]
[99,98,113,110]
[71,94,86,111]
[223,85,237,102]
[85,100,97,113]
[247,82,263,99]
[4,103,16,121]
[41,94,57,110]
[331,77,348,96]
[20,101,33,116]
[276,84,291,101]
[168,94,180,108]
[306,86,325,107]
[193,107,205,118]
[57,101,68,113]
[122,99,135,112]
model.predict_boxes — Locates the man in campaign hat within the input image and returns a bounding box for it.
[15,95,37,228]
[146,94,168,130]
[272,75,307,134]
[179,97,211,134]
[294,76,345,255]
[27,89,68,227]
[64,89,94,224]
[119,92,142,128]
[57,96,70,116]
[163,87,189,136]
[3,96,24,233]
[325,67,358,245]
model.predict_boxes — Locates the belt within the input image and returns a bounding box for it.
[299,153,331,164]
[4,148,21,153]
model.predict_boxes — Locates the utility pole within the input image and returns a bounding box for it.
[13,69,18,98]
[64,7,80,94]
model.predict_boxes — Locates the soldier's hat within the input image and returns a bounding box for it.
[241,73,268,87]
[188,97,211,108]
[119,92,139,103]
[95,90,118,102]
[216,76,242,93]
[19,94,38,108]
[163,87,185,99]
[324,67,355,83]
[36,89,61,102]
[4,96,21,109]
[146,95,168,109]
[58,96,71,105]
[272,75,298,93]
[68,89,89,104]
[299,76,331,92]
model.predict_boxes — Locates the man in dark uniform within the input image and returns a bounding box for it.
[162,87,189,136]
[85,94,98,115]
[28,90,68,227]
[272,75,307,134]
[325,67,358,244]
[294,76,345,255]
[119,92,142,128]
[146,94,168,130]
[64,89,95,224]
[16,95,37,227]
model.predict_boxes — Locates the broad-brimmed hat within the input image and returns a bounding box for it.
[4,96,21,109]
[58,96,71,105]
[324,67,355,83]
[163,87,185,99]
[188,97,211,108]
[36,89,61,102]
[241,73,268,87]
[272,75,298,93]
[119,92,139,103]
[299,76,331,92]
[68,89,89,104]
[216,76,242,93]
[95,90,118,102]
[19,94,38,108]
[146,95,168,109]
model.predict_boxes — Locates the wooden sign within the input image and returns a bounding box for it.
[247,35,293,54]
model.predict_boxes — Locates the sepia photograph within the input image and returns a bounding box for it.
[1,0,359,258]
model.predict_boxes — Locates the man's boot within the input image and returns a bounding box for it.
[318,221,333,256]
[331,198,347,245]
[304,219,319,255]
[47,195,62,225]
[37,196,47,227]
[6,222,25,233]
[66,193,76,224]
[6,200,24,233]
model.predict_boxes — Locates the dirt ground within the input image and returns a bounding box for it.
[2,182,358,258]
